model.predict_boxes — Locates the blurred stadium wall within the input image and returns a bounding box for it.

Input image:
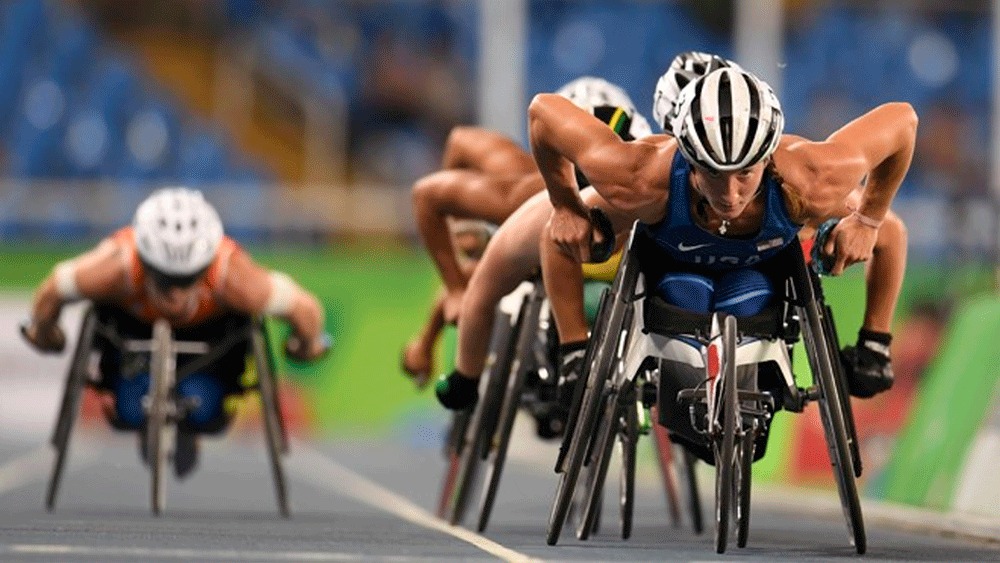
[0,0,998,515]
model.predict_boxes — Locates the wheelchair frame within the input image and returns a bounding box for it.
[546,223,866,554]
[45,305,291,517]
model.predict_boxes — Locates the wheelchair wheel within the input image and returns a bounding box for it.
[822,303,863,478]
[476,290,545,532]
[436,410,470,518]
[555,287,611,475]
[253,321,290,518]
[148,319,175,516]
[619,394,638,540]
[713,315,739,554]
[735,429,755,548]
[576,388,620,541]
[46,306,98,512]
[448,307,521,525]
[800,300,866,554]
[258,318,289,454]
[547,295,632,545]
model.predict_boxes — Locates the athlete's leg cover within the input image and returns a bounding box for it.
[177,373,228,433]
[656,272,713,313]
[714,268,774,317]
[115,372,151,429]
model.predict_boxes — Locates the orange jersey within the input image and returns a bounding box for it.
[108,227,241,327]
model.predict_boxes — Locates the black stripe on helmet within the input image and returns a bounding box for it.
[718,70,733,164]
[734,72,762,165]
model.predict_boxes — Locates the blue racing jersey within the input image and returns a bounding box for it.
[642,152,802,270]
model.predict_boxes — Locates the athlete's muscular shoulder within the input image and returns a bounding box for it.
[443,126,535,175]
[773,134,868,225]
[73,238,133,300]
[609,135,677,222]
[215,248,272,314]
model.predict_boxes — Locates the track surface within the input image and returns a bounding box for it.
[0,427,997,562]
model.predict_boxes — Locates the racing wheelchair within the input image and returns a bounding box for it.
[43,305,291,517]
[437,275,698,536]
[546,223,865,555]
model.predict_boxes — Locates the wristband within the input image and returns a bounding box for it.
[852,211,882,229]
[54,260,81,301]
[264,271,297,316]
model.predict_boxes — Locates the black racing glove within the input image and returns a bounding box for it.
[435,370,479,410]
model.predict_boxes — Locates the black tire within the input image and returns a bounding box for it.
[714,315,738,554]
[801,299,866,554]
[546,300,631,545]
[576,390,620,541]
[476,291,545,532]
[822,303,863,478]
[736,429,754,548]
[148,319,174,516]
[258,319,289,454]
[620,395,638,540]
[436,411,469,518]
[253,322,290,518]
[555,287,611,474]
[45,307,98,512]
[449,306,521,525]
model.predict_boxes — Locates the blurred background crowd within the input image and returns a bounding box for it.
[0,0,993,265]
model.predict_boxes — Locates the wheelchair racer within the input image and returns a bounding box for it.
[22,187,328,478]
[527,66,915,424]
[433,79,653,412]
[406,77,651,388]
[433,52,745,412]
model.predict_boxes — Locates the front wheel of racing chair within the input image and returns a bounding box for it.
[147,319,177,515]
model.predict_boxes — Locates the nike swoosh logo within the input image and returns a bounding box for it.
[677,242,713,252]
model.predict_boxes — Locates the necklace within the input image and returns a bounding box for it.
[695,197,731,235]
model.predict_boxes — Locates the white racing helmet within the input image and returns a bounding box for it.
[133,187,224,281]
[653,51,740,133]
[671,67,784,171]
[556,76,653,139]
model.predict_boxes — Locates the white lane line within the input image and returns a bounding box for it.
[7,544,370,561]
[289,441,542,563]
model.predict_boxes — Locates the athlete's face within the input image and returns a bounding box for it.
[689,160,767,220]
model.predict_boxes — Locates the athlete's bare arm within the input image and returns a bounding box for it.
[782,102,918,274]
[219,250,326,361]
[413,127,544,321]
[25,240,128,352]
[440,126,537,176]
[528,93,670,261]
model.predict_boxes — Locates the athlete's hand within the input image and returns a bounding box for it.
[285,333,332,362]
[549,205,594,263]
[442,288,464,324]
[823,213,878,276]
[20,321,66,353]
